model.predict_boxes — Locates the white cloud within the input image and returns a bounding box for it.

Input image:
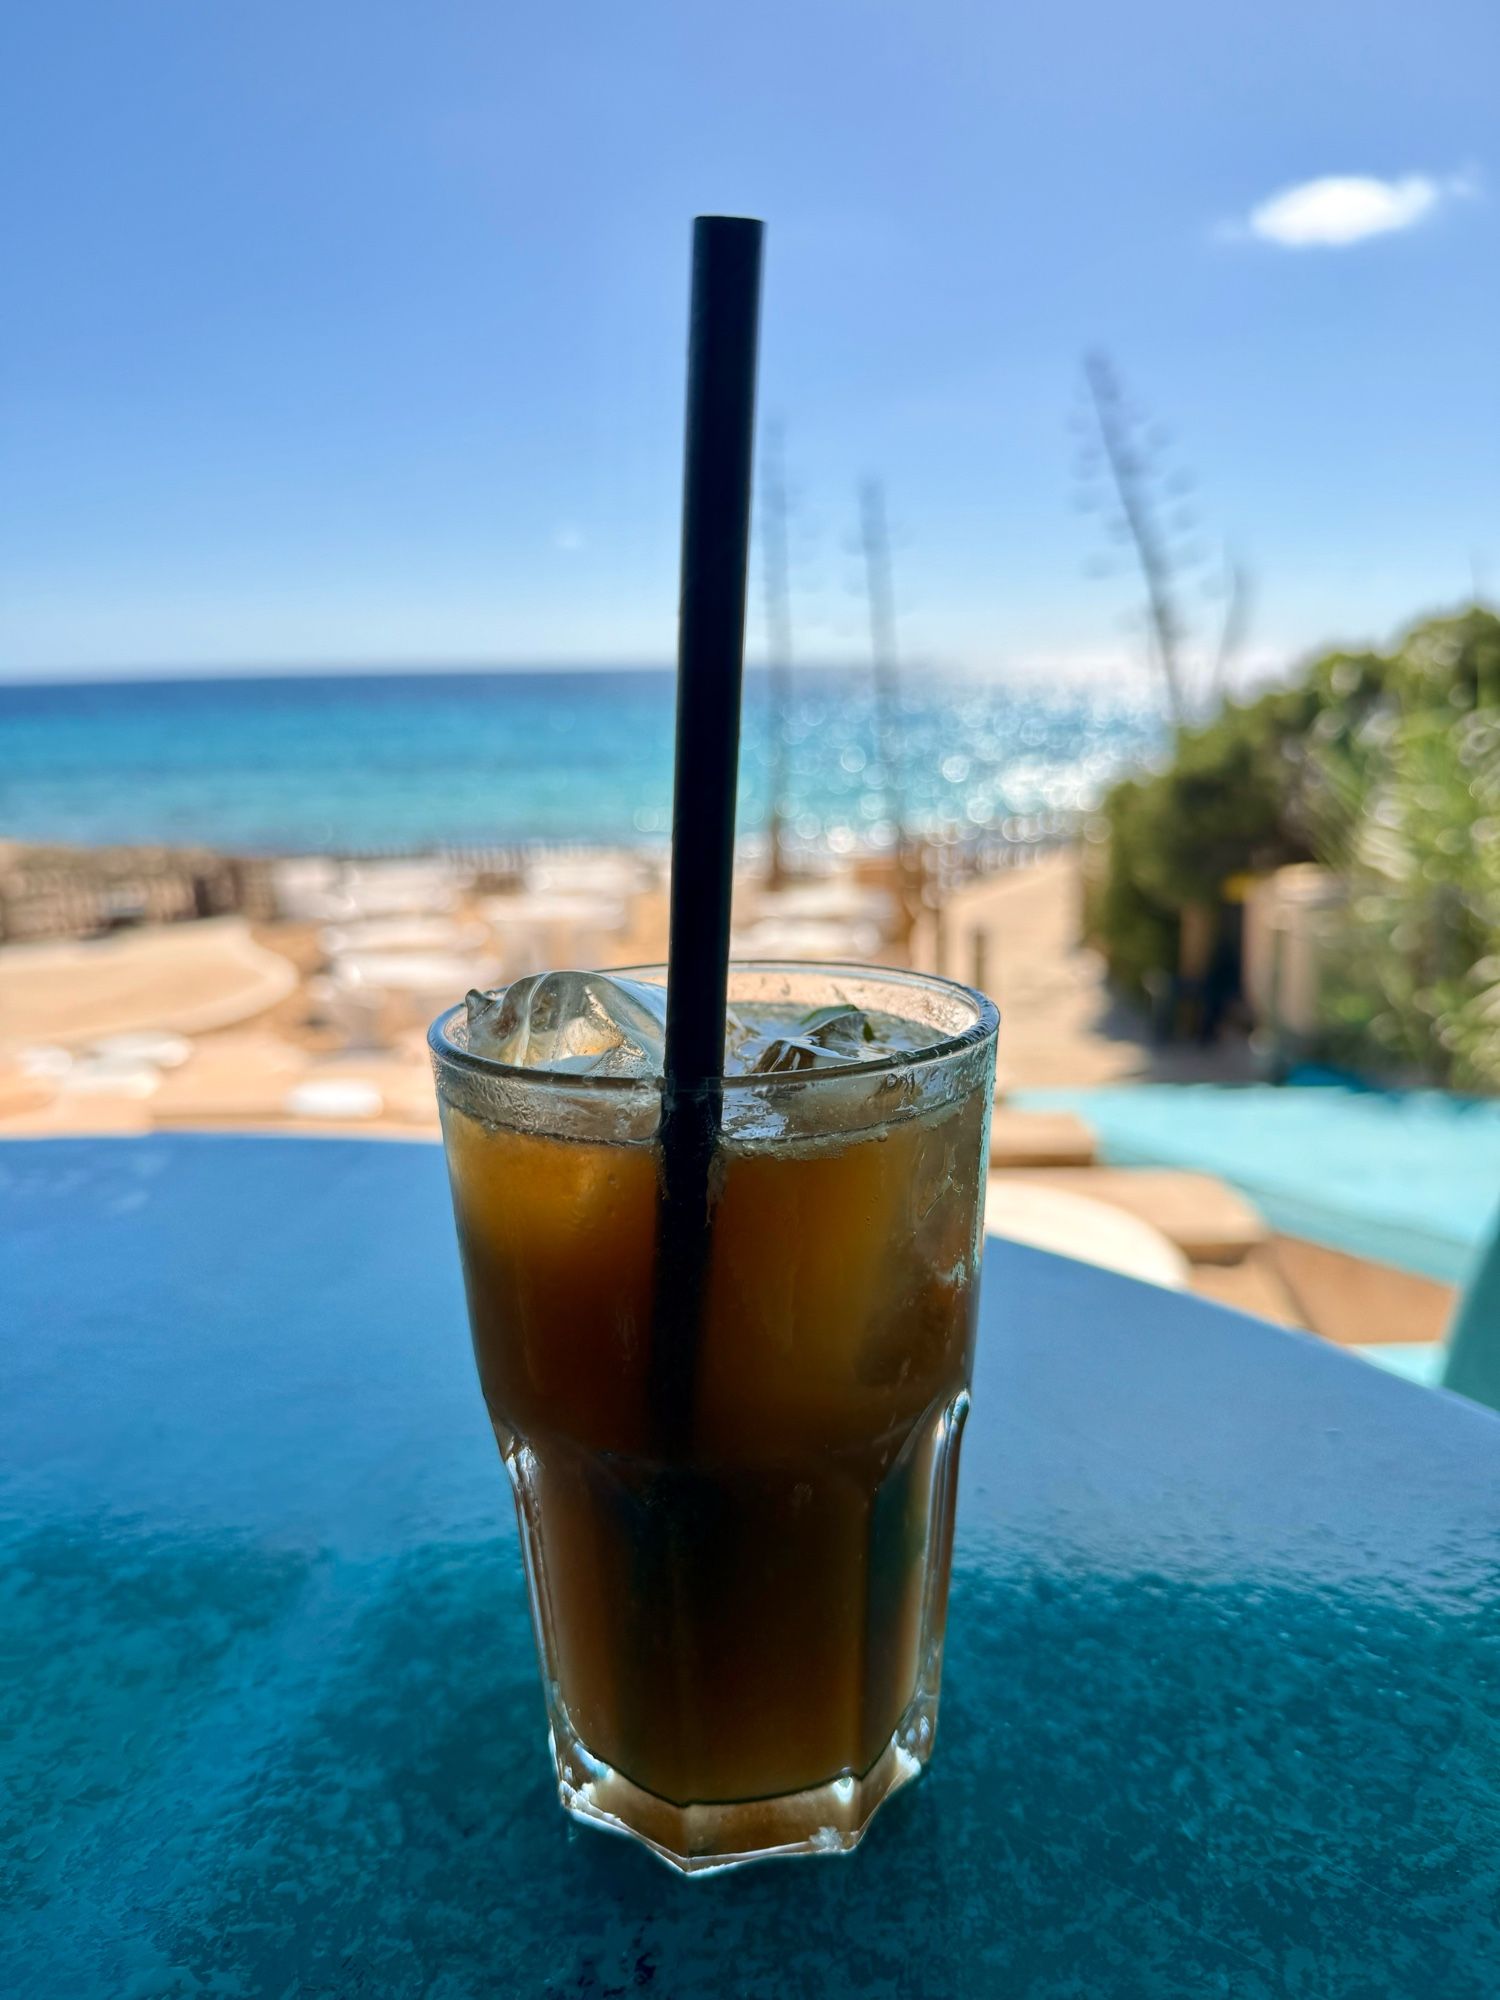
[1230,172,1477,249]
[552,525,585,552]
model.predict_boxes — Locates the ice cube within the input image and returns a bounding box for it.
[797,1004,880,1056]
[735,1010,869,1076]
[737,1034,853,1075]
[465,971,668,1079]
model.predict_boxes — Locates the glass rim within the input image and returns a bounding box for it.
[428,959,999,1095]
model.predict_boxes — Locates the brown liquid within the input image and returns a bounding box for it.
[443,1088,985,1807]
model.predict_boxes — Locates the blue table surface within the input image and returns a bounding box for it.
[2,1135,1497,2000]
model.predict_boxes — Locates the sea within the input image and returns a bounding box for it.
[0,668,1163,856]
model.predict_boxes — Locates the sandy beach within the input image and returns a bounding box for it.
[0,842,1141,1144]
[0,839,1277,1141]
[0,845,1149,1142]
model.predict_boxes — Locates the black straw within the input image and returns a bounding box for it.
[651,215,764,1453]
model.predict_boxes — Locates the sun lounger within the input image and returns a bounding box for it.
[986,1167,1269,1264]
[985,1175,1189,1290]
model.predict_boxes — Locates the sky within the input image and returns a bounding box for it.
[1,0,1496,688]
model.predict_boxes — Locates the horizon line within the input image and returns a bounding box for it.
[0,656,902,689]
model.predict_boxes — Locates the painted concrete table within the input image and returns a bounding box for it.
[3,1136,1497,1998]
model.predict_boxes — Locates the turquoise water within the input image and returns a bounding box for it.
[0,669,1159,854]
[1015,1078,1500,1284]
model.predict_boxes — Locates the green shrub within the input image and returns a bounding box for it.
[1091,691,1314,1003]
[1092,608,1500,1087]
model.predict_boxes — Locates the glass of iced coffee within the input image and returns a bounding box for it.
[430,961,997,1873]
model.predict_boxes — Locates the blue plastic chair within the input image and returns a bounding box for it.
[1358,1205,1500,1409]
[1441,1206,1500,1411]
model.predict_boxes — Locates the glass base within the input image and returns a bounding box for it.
[550,1687,939,1876]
